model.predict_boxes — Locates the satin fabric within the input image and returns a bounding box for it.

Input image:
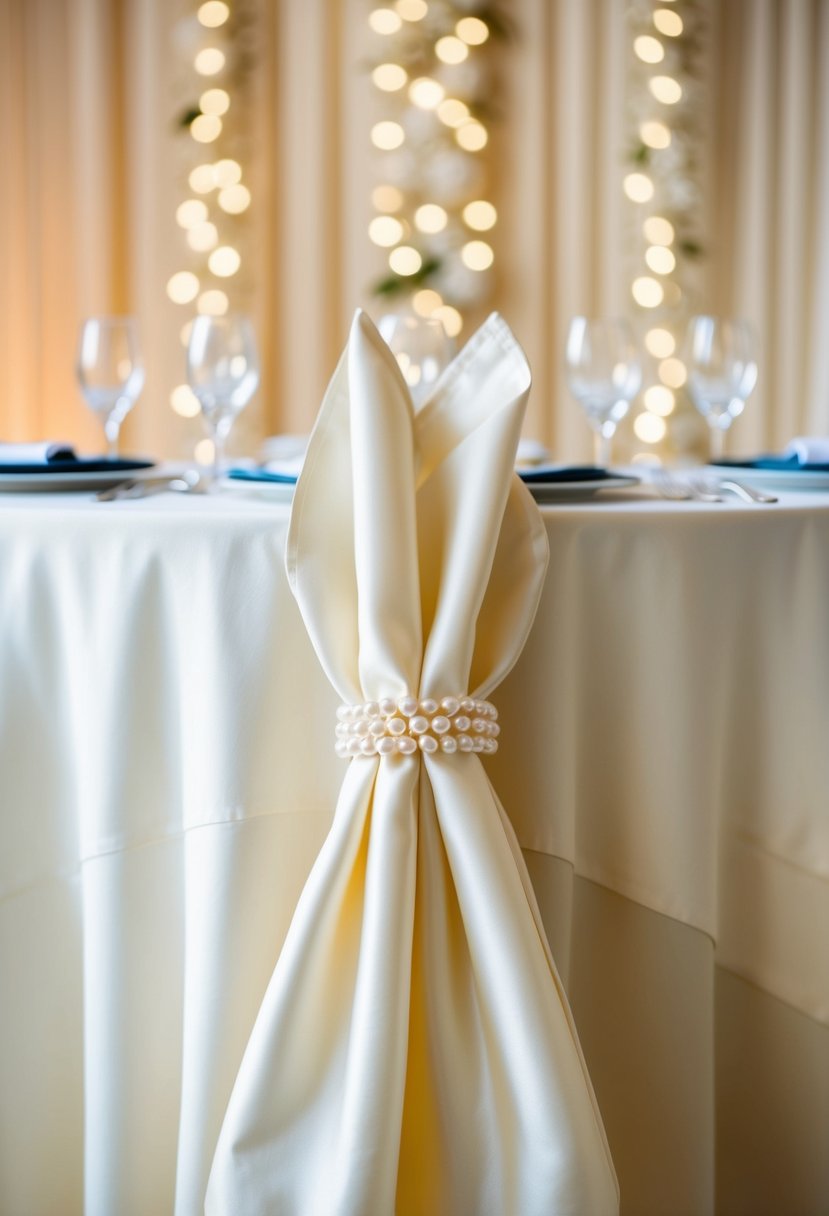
[205,312,619,1214]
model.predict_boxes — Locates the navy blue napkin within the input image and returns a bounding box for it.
[710,455,829,473]
[0,457,155,475]
[518,465,616,483]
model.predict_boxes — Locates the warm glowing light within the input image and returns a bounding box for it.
[456,121,488,151]
[395,0,428,20]
[437,98,469,128]
[433,305,462,337]
[634,35,664,64]
[191,114,222,143]
[218,184,251,214]
[171,384,201,418]
[197,289,229,316]
[634,412,667,443]
[632,276,664,308]
[413,288,443,315]
[208,245,241,277]
[435,36,468,65]
[644,385,676,416]
[195,439,215,465]
[645,327,676,358]
[645,245,676,275]
[194,48,226,76]
[463,200,497,231]
[624,173,654,203]
[372,63,408,91]
[643,216,675,245]
[456,16,489,45]
[461,240,494,270]
[198,1,229,28]
[189,164,216,193]
[368,215,405,246]
[371,121,405,150]
[654,9,683,36]
[167,271,199,304]
[389,246,422,275]
[372,184,404,212]
[187,221,219,251]
[640,120,671,149]
[200,88,230,116]
[649,76,682,105]
[409,77,445,109]
[176,199,208,229]
[414,204,447,233]
[369,8,402,35]
[659,357,687,388]
[214,159,242,187]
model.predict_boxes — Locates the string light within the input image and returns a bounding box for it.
[626,1,706,460]
[367,3,499,335]
[169,1,253,450]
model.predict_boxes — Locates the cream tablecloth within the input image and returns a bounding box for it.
[0,487,827,1215]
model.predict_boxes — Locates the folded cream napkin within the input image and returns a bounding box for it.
[784,437,829,464]
[0,442,75,464]
[206,311,618,1216]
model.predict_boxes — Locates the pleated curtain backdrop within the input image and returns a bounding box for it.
[1,0,828,458]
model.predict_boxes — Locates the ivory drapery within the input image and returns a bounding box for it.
[1,0,827,459]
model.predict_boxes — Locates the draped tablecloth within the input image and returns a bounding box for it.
[0,477,827,1213]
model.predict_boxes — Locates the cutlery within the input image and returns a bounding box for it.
[651,470,723,502]
[694,476,778,504]
[96,469,204,501]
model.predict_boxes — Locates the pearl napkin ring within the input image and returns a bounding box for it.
[335,695,499,758]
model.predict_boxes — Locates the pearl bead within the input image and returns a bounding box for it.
[360,738,377,755]
[483,738,496,753]
[441,697,460,716]
[354,718,369,735]
[398,696,418,716]
[379,698,396,716]
[347,738,362,755]
[397,736,417,754]
[461,698,475,712]
[419,734,438,753]
[420,698,438,715]
[440,735,458,753]
[472,718,486,733]
[431,715,450,734]
[387,717,406,735]
[335,741,348,757]
[455,715,471,732]
[491,722,500,737]
[377,736,396,755]
[335,722,348,737]
[369,719,386,736]
[458,735,473,752]
[409,715,429,735]
[336,705,350,721]
[472,737,484,752]
[365,701,379,717]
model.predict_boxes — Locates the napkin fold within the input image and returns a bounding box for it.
[0,442,75,464]
[206,310,618,1216]
[784,436,829,465]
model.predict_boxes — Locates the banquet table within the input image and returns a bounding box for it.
[1,483,827,1216]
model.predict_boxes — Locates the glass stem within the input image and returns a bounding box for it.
[211,427,226,489]
[709,423,726,462]
[593,429,612,468]
[104,416,120,459]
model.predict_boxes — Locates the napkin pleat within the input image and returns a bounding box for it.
[207,310,619,1215]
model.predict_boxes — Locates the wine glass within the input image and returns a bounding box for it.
[378,313,456,408]
[76,317,144,458]
[565,317,642,466]
[186,315,260,487]
[683,316,758,461]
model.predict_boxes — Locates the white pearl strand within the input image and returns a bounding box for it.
[335,695,500,758]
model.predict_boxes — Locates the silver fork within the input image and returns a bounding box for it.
[693,475,778,504]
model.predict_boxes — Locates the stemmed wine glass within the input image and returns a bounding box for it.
[76,317,144,458]
[683,316,758,461]
[565,317,642,466]
[378,313,456,408]
[186,315,260,487]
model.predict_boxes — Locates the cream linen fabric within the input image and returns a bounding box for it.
[205,312,619,1214]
